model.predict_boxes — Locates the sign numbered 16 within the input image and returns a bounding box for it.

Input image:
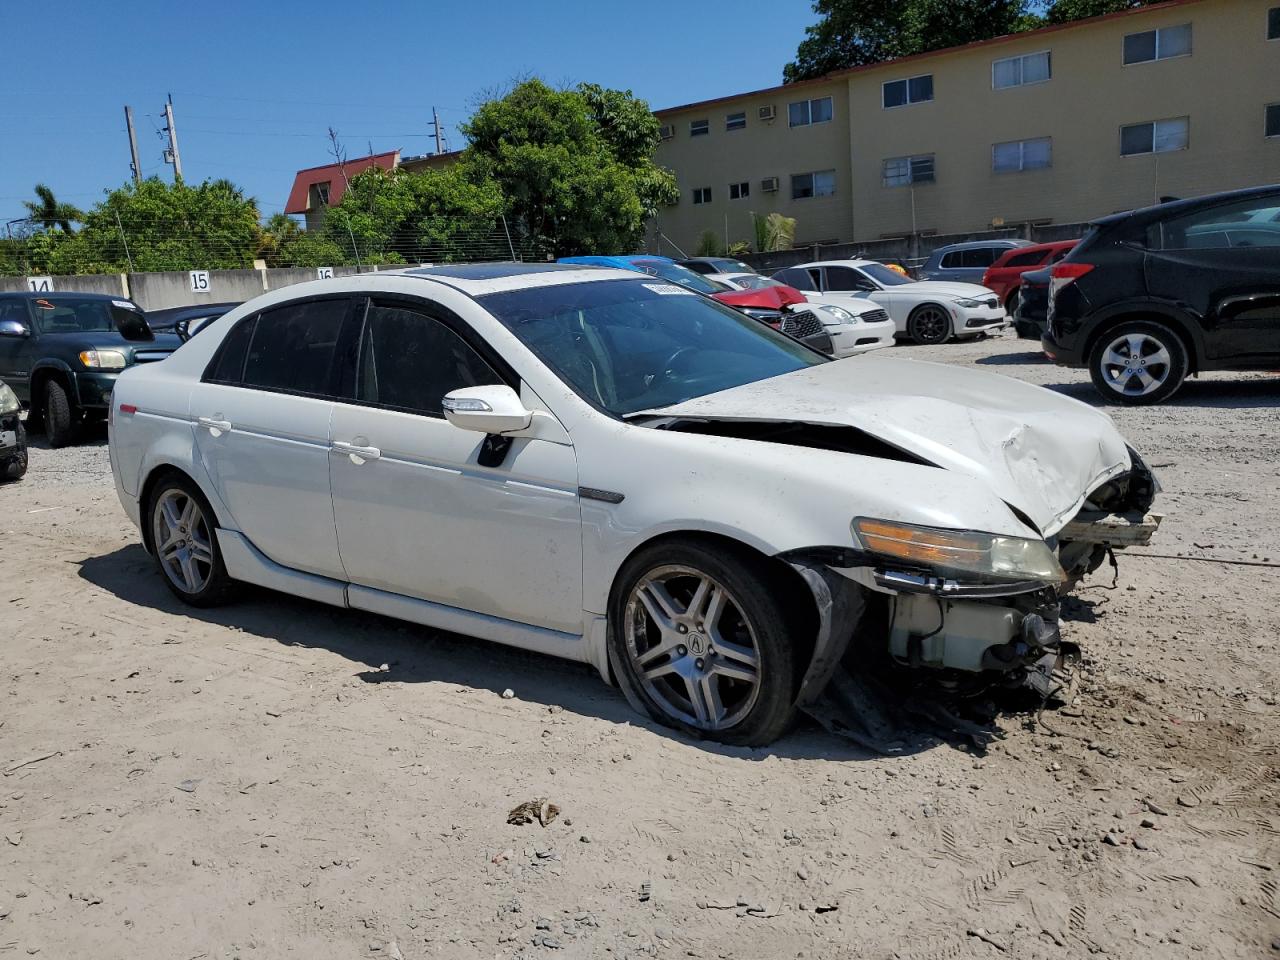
[189,270,211,293]
[26,276,54,293]
[316,266,334,280]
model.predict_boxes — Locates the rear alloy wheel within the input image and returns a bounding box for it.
[907,304,952,345]
[1088,321,1188,405]
[610,540,797,746]
[147,476,235,606]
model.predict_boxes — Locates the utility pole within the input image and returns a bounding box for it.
[162,94,183,181]
[124,106,141,183]
[431,106,444,155]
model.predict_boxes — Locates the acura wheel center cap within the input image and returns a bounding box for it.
[689,635,705,654]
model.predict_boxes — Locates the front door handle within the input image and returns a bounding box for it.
[333,439,381,463]
[197,416,232,436]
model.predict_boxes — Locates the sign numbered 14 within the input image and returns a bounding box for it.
[26,276,54,293]
[189,270,211,293]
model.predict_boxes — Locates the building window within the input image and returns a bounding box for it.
[992,137,1052,173]
[791,170,836,199]
[788,96,833,127]
[729,181,750,200]
[992,51,1051,89]
[1269,7,1280,39]
[882,75,933,109]
[1123,24,1192,64]
[314,182,331,206]
[690,119,709,137]
[692,186,712,204]
[1120,117,1189,156]
[1267,103,1280,138]
[882,154,935,187]
[726,112,746,131]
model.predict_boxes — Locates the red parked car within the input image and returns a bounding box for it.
[981,240,1077,313]
[713,284,835,354]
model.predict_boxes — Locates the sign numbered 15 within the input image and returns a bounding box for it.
[26,276,54,292]
[316,266,334,280]
[189,270,211,293]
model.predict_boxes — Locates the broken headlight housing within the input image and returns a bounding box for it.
[0,382,19,416]
[852,518,1066,584]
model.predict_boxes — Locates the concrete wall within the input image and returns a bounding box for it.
[0,266,386,311]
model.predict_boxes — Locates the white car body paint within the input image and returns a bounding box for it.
[108,266,1143,688]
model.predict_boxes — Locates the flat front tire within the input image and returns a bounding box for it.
[146,474,236,606]
[1088,320,1188,405]
[609,539,799,746]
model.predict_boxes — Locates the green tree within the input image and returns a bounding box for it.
[461,79,679,256]
[22,183,83,234]
[784,0,1034,82]
[1045,0,1160,23]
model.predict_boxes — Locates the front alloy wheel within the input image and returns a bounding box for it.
[1089,320,1188,405]
[610,540,797,746]
[907,304,952,345]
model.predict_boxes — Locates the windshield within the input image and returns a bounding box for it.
[31,297,142,333]
[630,260,726,295]
[859,263,912,286]
[481,279,827,417]
[732,275,785,291]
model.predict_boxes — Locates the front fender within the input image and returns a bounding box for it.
[30,358,79,403]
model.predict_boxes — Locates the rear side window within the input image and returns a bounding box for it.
[205,315,257,384]
[242,299,349,396]
[1003,250,1044,268]
[775,267,816,291]
[357,304,502,416]
[1153,195,1280,250]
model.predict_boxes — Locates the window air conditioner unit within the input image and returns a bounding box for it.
[658,124,674,141]
[758,105,776,122]
[761,176,779,192]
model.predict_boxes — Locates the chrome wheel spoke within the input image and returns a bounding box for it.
[642,659,679,682]
[713,638,759,674]
[636,580,681,632]
[178,549,201,591]
[190,531,214,564]
[1146,345,1171,368]
[160,497,182,531]
[1103,347,1128,368]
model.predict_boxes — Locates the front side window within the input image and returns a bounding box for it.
[726,112,746,131]
[1153,195,1280,250]
[882,154,935,187]
[1121,117,1189,156]
[773,267,816,291]
[788,96,833,127]
[690,119,709,137]
[992,51,1051,89]
[729,181,749,200]
[1267,103,1280,138]
[357,304,501,416]
[241,298,349,396]
[1270,6,1280,39]
[823,266,874,292]
[1123,24,1192,64]
[993,137,1052,172]
[480,279,826,417]
[791,169,836,199]
[692,186,712,204]
[883,75,933,109]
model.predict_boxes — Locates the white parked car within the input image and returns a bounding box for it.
[108,264,1159,746]
[772,259,1010,345]
[710,273,895,357]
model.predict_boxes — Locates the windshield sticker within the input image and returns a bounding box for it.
[111,299,137,310]
[642,283,693,296]
[34,299,54,310]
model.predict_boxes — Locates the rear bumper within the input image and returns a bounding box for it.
[1041,329,1083,365]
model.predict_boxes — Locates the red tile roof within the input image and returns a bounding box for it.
[284,150,400,214]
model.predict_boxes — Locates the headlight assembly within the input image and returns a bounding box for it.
[852,517,1065,584]
[0,382,19,415]
[821,306,854,324]
[953,298,984,309]
[79,349,127,370]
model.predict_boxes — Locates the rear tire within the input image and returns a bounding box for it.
[43,380,77,448]
[146,473,237,607]
[608,538,799,746]
[907,304,952,345]
[1088,320,1188,405]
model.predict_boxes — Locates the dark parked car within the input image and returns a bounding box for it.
[1013,266,1052,340]
[919,239,1032,284]
[678,257,757,276]
[0,381,27,480]
[147,301,240,340]
[0,292,181,446]
[1043,184,1280,404]
[982,240,1077,313]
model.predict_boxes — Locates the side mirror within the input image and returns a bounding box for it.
[0,320,29,338]
[442,384,533,435]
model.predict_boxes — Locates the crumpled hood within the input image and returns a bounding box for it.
[645,356,1133,536]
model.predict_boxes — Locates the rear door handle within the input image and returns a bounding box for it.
[333,439,381,463]
[197,416,232,436]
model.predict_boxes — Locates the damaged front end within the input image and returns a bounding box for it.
[786,449,1160,735]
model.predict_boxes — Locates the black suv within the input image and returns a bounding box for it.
[1043,184,1280,404]
[0,292,180,446]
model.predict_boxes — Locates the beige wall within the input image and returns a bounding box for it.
[653,0,1280,252]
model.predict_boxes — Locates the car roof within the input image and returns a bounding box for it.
[1092,182,1280,227]
[0,290,135,303]
[390,261,641,295]
[785,259,876,270]
[932,239,1031,253]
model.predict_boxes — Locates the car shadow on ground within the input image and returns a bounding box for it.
[973,350,1047,366]
[79,543,971,762]
[1042,376,1280,410]
[20,414,108,450]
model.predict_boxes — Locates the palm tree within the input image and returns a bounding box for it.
[23,184,82,234]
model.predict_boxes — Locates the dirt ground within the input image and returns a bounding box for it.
[2,333,1278,960]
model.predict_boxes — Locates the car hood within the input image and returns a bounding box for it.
[880,280,995,299]
[643,356,1131,536]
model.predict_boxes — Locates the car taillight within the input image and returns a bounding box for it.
[1049,262,1094,299]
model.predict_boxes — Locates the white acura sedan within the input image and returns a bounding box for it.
[773,259,1010,344]
[109,264,1158,746]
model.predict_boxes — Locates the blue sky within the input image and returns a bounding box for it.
[1,0,816,226]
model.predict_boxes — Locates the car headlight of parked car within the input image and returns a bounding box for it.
[851,517,1066,584]
[0,382,19,415]
[952,298,985,309]
[820,306,856,325]
[79,349,127,370]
